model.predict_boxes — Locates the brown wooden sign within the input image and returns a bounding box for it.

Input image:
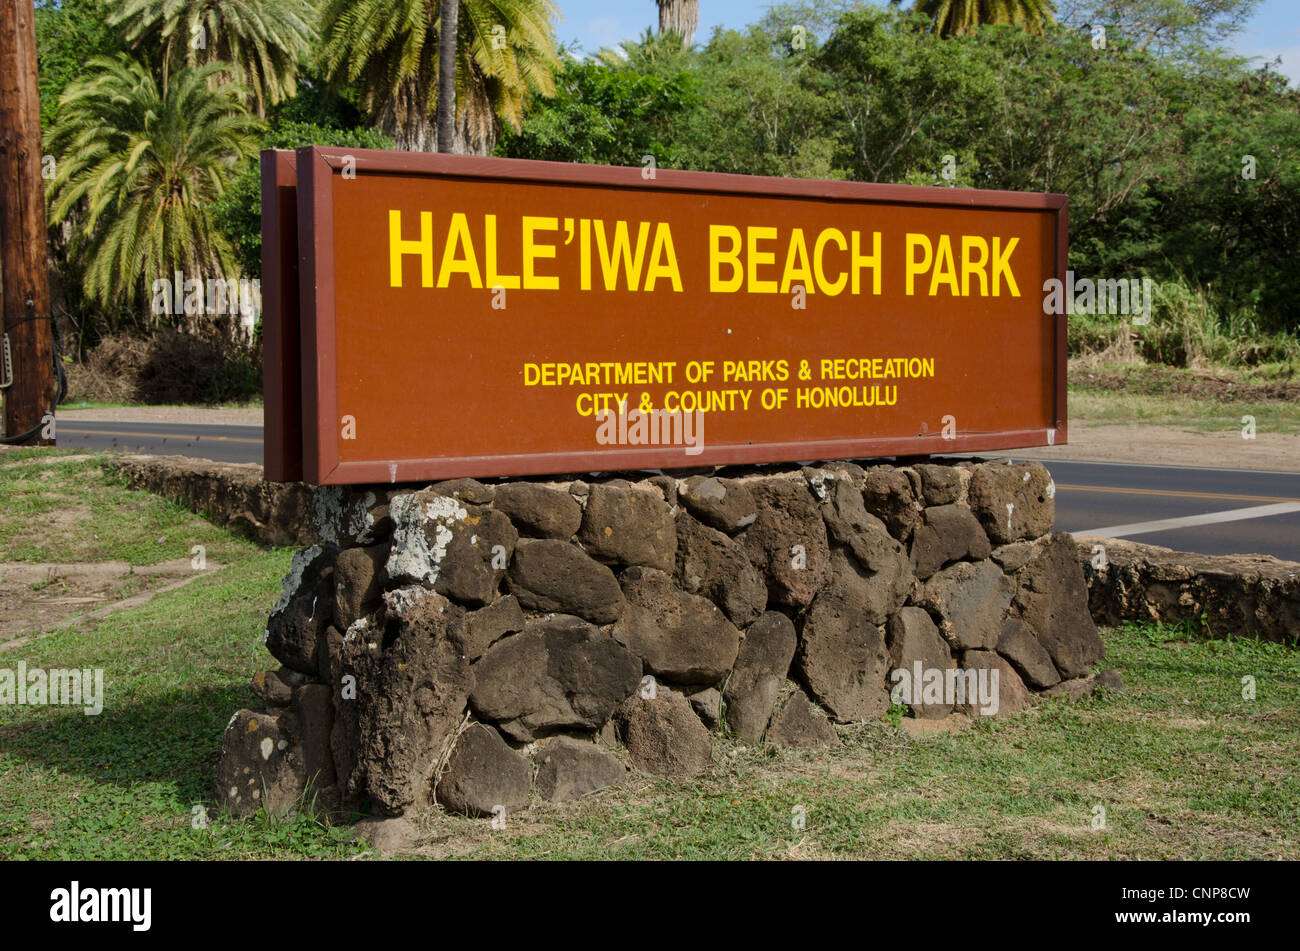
[264,147,1067,485]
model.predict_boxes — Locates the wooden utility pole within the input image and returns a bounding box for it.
[0,0,56,445]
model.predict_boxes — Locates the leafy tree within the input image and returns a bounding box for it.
[108,0,317,115]
[498,53,693,166]
[319,0,562,153]
[213,123,395,277]
[45,57,263,323]
[34,0,124,129]
[669,23,847,179]
[815,9,1002,182]
[1056,0,1261,54]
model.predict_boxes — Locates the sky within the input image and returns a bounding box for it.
[550,0,1300,81]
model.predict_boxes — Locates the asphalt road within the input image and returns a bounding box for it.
[52,420,1300,562]
[57,420,264,465]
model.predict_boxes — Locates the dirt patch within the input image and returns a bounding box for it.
[1073,364,1300,403]
[994,422,1300,471]
[0,558,217,645]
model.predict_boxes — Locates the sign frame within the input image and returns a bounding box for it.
[268,146,1068,485]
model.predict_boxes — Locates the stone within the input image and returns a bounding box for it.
[386,492,517,606]
[448,594,526,662]
[860,468,921,541]
[1094,669,1124,693]
[957,650,1030,718]
[333,543,386,630]
[909,504,991,580]
[276,666,309,688]
[723,611,798,740]
[578,482,676,570]
[1040,675,1097,702]
[886,607,955,719]
[967,461,1055,544]
[293,683,336,795]
[802,466,838,501]
[1076,535,1300,644]
[673,512,767,627]
[353,816,420,856]
[264,545,335,676]
[678,476,758,534]
[1015,532,1106,678]
[819,478,909,578]
[839,545,911,626]
[797,560,892,723]
[250,669,293,707]
[646,474,678,506]
[766,690,840,749]
[507,538,625,624]
[492,482,583,539]
[428,478,495,505]
[437,506,517,607]
[915,464,965,506]
[339,593,475,814]
[617,689,712,778]
[316,624,344,686]
[991,541,1035,574]
[310,486,382,548]
[470,614,641,742]
[435,724,531,818]
[996,616,1061,689]
[214,709,305,818]
[918,560,1015,651]
[740,479,832,608]
[534,736,627,802]
[688,687,722,729]
[612,566,742,684]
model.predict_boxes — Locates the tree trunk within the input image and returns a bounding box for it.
[657,0,698,47]
[436,0,459,153]
[378,83,438,152]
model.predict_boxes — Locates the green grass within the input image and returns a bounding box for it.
[0,450,261,565]
[0,548,366,860]
[0,451,1295,860]
[1068,388,1300,434]
[430,624,1298,860]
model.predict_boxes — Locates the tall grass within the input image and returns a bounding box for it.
[1068,278,1300,370]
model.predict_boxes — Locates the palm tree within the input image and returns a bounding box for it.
[320,0,561,154]
[109,0,317,115]
[437,0,459,152]
[913,0,1055,36]
[656,0,698,47]
[45,56,262,319]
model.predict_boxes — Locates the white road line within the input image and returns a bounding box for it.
[1077,502,1300,539]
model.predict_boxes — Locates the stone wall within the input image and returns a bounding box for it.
[106,455,317,548]
[1079,536,1300,643]
[215,459,1112,820]
[107,454,1300,651]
